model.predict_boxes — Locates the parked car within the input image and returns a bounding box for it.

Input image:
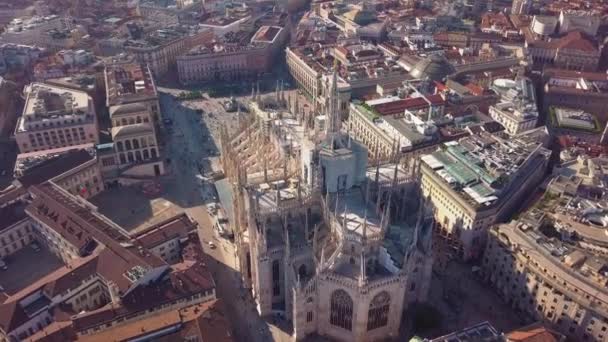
[31,242,41,252]
[208,241,216,249]
[0,259,7,271]
[163,118,173,125]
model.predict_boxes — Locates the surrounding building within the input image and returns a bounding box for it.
[14,82,99,154]
[420,130,551,259]
[489,77,538,135]
[219,71,433,342]
[0,180,221,341]
[177,26,287,84]
[286,42,408,118]
[0,201,33,259]
[103,58,164,178]
[525,30,601,71]
[123,26,213,76]
[483,215,608,342]
[542,69,608,122]
[0,77,19,137]
[511,0,532,15]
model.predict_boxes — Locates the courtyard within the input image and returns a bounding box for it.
[0,245,63,295]
[90,184,184,233]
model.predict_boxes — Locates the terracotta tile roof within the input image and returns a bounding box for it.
[506,323,564,342]
[372,94,445,116]
[5,254,98,303]
[481,12,514,31]
[131,213,196,249]
[17,149,94,188]
[464,82,485,96]
[554,31,597,52]
[529,30,598,53]
[543,68,608,81]
[26,183,166,292]
[78,300,232,342]
[24,321,76,342]
[42,258,100,298]
[73,239,214,332]
[0,300,29,333]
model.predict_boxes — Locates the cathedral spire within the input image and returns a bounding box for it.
[313,223,318,257]
[263,155,268,183]
[276,187,281,206]
[319,244,326,272]
[325,67,340,143]
[236,104,242,129]
[374,148,380,181]
[362,180,369,242]
[358,250,367,287]
[304,210,309,243]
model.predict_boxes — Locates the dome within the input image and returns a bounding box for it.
[409,54,456,81]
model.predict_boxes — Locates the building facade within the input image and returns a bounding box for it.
[0,202,33,259]
[177,26,287,84]
[104,59,164,178]
[511,0,532,15]
[482,218,608,342]
[420,130,550,259]
[489,77,538,135]
[14,83,99,154]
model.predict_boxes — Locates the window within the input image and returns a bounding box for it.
[307,311,313,322]
[367,291,390,331]
[330,289,353,331]
[272,260,280,296]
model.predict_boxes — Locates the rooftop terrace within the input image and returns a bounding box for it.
[105,62,157,106]
[421,132,546,207]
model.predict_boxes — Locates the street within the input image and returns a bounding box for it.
[157,88,293,342]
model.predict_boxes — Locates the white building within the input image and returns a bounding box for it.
[14,83,99,154]
[420,129,550,259]
[489,77,538,135]
[220,71,433,342]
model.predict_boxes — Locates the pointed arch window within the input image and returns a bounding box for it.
[367,291,390,331]
[330,290,353,331]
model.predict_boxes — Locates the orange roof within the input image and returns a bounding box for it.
[507,323,564,342]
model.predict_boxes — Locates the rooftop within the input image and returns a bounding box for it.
[131,213,197,250]
[105,61,157,107]
[26,183,166,291]
[16,148,96,187]
[17,83,94,133]
[251,26,282,44]
[429,321,501,341]
[544,69,608,96]
[123,26,191,50]
[494,217,608,315]
[77,300,232,342]
[421,132,548,208]
[490,77,538,123]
